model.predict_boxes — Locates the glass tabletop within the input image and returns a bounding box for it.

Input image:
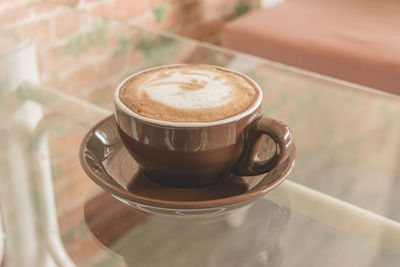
[2,84,400,266]
[1,10,400,267]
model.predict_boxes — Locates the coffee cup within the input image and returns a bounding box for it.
[113,64,294,188]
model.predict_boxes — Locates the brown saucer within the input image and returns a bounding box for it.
[79,115,296,216]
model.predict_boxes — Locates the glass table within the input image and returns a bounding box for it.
[1,11,400,267]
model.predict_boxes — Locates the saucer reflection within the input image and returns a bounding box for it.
[84,193,289,267]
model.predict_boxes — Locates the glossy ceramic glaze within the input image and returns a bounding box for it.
[113,64,294,188]
[79,116,296,216]
[115,103,260,187]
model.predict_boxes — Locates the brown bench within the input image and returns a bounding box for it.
[222,0,400,95]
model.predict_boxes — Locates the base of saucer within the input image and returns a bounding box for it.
[128,170,249,202]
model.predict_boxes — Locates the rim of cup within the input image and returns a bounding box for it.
[113,64,263,127]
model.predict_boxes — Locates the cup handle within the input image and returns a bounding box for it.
[233,116,294,176]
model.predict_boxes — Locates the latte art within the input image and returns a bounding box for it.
[139,69,232,109]
[119,65,259,122]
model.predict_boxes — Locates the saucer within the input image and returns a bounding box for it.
[79,115,296,216]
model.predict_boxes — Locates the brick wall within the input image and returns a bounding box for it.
[0,0,259,43]
[0,0,259,99]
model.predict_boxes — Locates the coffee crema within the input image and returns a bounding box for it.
[119,65,259,122]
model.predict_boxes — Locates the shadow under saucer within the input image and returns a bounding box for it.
[83,192,289,267]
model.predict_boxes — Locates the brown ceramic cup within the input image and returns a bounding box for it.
[113,65,294,188]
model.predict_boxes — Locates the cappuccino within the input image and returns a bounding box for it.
[119,65,259,122]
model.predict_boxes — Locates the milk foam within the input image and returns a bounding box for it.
[119,65,259,122]
[138,69,232,109]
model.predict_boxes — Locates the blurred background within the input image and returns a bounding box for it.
[1,0,399,97]
[1,1,400,266]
